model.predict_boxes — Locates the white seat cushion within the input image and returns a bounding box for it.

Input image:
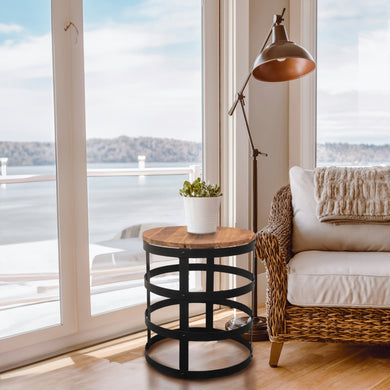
[289,166,390,252]
[287,251,390,308]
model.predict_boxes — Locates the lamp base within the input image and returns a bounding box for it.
[225,315,268,341]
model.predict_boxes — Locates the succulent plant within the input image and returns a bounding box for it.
[179,177,222,198]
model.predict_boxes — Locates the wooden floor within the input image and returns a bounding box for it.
[2,309,390,390]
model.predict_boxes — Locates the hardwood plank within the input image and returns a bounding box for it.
[2,308,390,390]
[142,226,255,249]
[370,376,390,390]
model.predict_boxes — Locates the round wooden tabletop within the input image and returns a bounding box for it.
[142,226,255,249]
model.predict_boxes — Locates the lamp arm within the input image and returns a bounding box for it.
[228,72,251,116]
[228,13,280,116]
[237,95,268,158]
[238,96,256,155]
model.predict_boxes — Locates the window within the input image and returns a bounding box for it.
[0,0,61,340]
[83,0,203,317]
[0,0,219,371]
[317,0,390,166]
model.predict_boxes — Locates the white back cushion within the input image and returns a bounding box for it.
[290,166,390,252]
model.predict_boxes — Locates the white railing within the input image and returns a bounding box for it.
[0,160,202,312]
[0,165,202,185]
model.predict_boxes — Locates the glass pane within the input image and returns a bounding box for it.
[0,2,60,338]
[83,0,203,315]
[317,1,390,166]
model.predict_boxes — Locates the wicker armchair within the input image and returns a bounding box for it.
[256,185,390,367]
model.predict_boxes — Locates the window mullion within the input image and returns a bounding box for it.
[67,0,91,329]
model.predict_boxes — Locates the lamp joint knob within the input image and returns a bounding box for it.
[274,8,286,25]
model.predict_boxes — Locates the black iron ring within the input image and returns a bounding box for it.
[143,240,255,259]
[145,333,252,380]
[145,298,252,341]
[145,263,254,300]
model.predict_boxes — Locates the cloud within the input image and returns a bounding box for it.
[317,0,388,23]
[124,0,200,29]
[0,34,52,80]
[83,20,202,142]
[0,1,202,143]
[0,33,55,142]
[0,86,55,142]
[317,90,390,144]
[318,22,390,94]
[0,23,23,34]
[317,4,390,144]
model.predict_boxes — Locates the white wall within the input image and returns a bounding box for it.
[249,0,290,233]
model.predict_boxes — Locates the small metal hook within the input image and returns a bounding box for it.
[64,21,79,43]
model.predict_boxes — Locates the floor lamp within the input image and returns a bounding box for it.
[225,8,316,341]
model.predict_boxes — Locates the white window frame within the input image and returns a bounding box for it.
[289,0,317,170]
[0,0,80,368]
[219,0,251,302]
[220,0,250,235]
[203,0,220,184]
[0,0,220,371]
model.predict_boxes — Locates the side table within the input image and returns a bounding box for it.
[142,226,256,379]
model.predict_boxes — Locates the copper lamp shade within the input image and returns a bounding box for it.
[252,24,316,82]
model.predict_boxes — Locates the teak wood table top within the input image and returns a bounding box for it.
[142,226,255,249]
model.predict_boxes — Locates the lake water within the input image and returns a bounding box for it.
[0,162,199,245]
[3,161,389,245]
[0,161,200,337]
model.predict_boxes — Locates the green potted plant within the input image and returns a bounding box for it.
[179,177,223,234]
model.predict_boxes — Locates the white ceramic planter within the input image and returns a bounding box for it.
[183,196,222,234]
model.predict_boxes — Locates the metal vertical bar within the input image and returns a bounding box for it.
[179,257,189,372]
[206,257,214,330]
[252,155,258,318]
[250,250,255,353]
[146,251,151,343]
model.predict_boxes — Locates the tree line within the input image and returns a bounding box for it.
[0,136,202,166]
[317,143,390,165]
[1,139,389,166]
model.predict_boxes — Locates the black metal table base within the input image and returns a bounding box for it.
[143,240,256,379]
[145,332,252,379]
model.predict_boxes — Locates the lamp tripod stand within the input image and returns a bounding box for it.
[225,8,316,341]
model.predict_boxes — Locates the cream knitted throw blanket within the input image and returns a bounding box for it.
[314,166,390,223]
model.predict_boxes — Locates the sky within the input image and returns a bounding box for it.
[0,0,202,142]
[0,1,389,145]
[317,0,390,144]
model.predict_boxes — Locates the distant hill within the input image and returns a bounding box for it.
[0,136,202,166]
[317,143,390,165]
[1,139,389,167]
